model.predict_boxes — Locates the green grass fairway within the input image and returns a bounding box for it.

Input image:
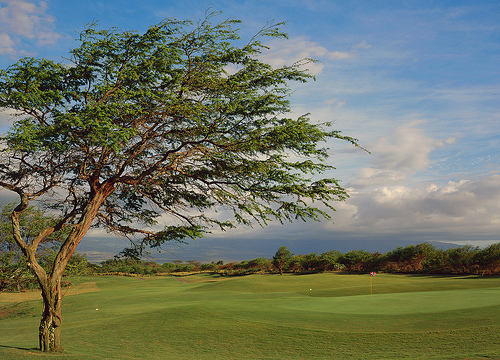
[1,273,499,359]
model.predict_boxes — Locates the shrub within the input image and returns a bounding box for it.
[338,250,372,272]
[318,250,342,271]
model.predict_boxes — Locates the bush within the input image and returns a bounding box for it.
[444,245,479,274]
[0,252,38,291]
[382,243,437,273]
[475,243,500,274]
[318,250,342,271]
[160,262,177,272]
[200,263,218,271]
[248,257,272,270]
[64,253,90,275]
[299,253,319,271]
[338,250,372,272]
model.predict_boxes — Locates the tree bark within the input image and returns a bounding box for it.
[36,188,114,351]
[11,185,115,352]
[39,277,63,352]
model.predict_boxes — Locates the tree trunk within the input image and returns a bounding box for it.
[39,277,63,352]
[11,187,115,352]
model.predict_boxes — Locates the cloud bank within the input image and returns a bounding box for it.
[0,0,63,56]
[350,121,456,188]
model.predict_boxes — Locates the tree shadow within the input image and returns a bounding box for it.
[0,344,38,351]
[395,273,500,279]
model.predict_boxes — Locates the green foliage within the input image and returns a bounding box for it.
[247,257,272,270]
[443,245,479,272]
[94,242,500,277]
[0,252,37,291]
[160,262,178,271]
[318,250,344,271]
[272,246,293,275]
[63,253,91,276]
[475,243,500,272]
[0,12,359,261]
[0,202,69,291]
[4,240,497,292]
[199,262,218,271]
[338,249,372,272]
[298,252,320,271]
[0,202,62,254]
[383,243,437,272]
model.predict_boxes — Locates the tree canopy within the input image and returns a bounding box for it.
[0,12,359,351]
[273,245,293,275]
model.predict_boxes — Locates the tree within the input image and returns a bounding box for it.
[318,250,343,271]
[0,202,63,291]
[273,246,293,275]
[384,243,437,273]
[0,202,62,254]
[0,12,359,351]
[475,243,500,274]
[444,245,479,274]
[338,250,372,272]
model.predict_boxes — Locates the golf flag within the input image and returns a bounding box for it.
[369,272,376,297]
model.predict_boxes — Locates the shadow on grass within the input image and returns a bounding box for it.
[286,271,500,280]
[0,344,38,351]
[387,273,500,279]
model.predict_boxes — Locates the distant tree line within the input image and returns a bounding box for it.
[3,242,499,291]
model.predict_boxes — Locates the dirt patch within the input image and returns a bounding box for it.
[0,282,100,304]
[65,282,100,295]
[0,290,42,303]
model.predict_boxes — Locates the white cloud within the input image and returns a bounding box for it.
[0,32,16,55]
[338,175,500,234]
[315,120,500,239]
[260,37,356,75]
[353,40,372,49]
[0,108,27,133]
[193,174,500,244]
[350,121,456,188]
[0,0,63,56]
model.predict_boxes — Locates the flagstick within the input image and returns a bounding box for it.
[369,272,376,297]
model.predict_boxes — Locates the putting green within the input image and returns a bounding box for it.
[282,288,500,315]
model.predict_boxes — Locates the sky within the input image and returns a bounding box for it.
[0,0,499,263]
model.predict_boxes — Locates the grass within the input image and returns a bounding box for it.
[0,273,499,359]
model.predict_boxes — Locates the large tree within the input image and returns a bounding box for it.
[0,13,359,351]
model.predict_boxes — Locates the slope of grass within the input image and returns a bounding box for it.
[0,273,499,359]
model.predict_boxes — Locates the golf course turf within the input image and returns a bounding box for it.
[0,273,499,359]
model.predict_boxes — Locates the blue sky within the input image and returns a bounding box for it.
[1,0,499,262]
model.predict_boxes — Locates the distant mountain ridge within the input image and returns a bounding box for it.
[80,235,474,264]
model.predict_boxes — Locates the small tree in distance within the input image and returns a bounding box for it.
[273,246,293,275]
[0,12,359,351]
[0,202,64,291]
